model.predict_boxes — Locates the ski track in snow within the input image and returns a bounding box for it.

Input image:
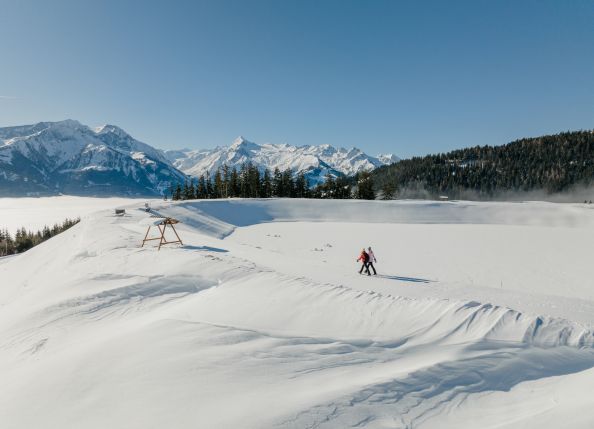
[2,198,594,428]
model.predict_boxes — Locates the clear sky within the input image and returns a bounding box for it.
[1,0,593,158]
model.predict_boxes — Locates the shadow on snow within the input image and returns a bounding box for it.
[181,245,229,253]
[375,274,434,283]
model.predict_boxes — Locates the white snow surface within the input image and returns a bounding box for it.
[0,196,143,234]
[2,198,594,428]
[165,136,399,184]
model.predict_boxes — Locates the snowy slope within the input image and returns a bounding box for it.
[164,136,399,185]
[0,120,186,196]
[1,198,594,428]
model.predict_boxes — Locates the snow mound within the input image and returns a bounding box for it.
[2,198,594,428]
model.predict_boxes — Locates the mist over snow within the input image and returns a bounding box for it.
[0,196,143,235]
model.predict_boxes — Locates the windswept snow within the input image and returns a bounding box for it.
[1,198,594,428]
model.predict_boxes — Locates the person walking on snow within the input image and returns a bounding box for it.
[367,246,377,275]
[357,248,371,275]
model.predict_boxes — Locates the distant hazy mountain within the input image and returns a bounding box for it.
[0,120,185,196]
[165,136,399,185]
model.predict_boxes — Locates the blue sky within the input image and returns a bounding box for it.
[1,0,593,158]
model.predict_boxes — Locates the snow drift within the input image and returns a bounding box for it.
[1,198,594,428]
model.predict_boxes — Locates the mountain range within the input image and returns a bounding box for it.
[0,120,399,196]
[165,137,398,185]
[0,120,185,196]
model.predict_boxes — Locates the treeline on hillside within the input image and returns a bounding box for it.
[373,131,594,199]
[169,163,375,200]
[0,218,80,256]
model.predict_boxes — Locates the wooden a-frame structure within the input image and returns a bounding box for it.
[141,216,183,250]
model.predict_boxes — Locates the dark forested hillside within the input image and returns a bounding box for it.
[373,131,594,199]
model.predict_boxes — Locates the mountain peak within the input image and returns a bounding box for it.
[53,119,82,127]
[230,136,259,151]
[377,153,400,164]
[94,124,129,138]
[40,119,85,131]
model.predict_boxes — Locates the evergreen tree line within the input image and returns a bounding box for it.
[169,163,376,201]
[0,218,80,256]
[373,130,594,199]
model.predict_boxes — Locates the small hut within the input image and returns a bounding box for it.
[140,210,183,250]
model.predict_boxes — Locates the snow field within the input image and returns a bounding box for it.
[1,198,594,428]
[0,196,144,234]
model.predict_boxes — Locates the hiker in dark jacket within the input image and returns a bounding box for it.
[356,248,371,275]
[367,246,377,275]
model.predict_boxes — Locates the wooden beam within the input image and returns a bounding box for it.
[157,224,164,251]
[141,226,151,247]
[170,223,183,245]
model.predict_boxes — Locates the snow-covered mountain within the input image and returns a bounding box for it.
[165,136,399,185]
[0,122,399,196]
[0,120,186,196]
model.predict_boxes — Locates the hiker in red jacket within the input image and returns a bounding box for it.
[357,248,371,276]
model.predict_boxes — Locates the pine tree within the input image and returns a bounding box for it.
[0,229,11,256]
[222,164,230,198]
[230,167,239,197]
[248,164,260,198]
[272,167,283,197]
[356,171,375,200]
[261,169,272,198]
[205,173,214,198]
[381,182,396,200]
[294,172,308,198]
[174,183,182,201]
[281,169,294,197]
[214,169,223,199]
[335,176,352,199]
[183,181,194,200]
[323,174,336,198]
[15,227,33,253]
[197,175,207,199]
[239,164,248,198]
[189,178,196,199]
